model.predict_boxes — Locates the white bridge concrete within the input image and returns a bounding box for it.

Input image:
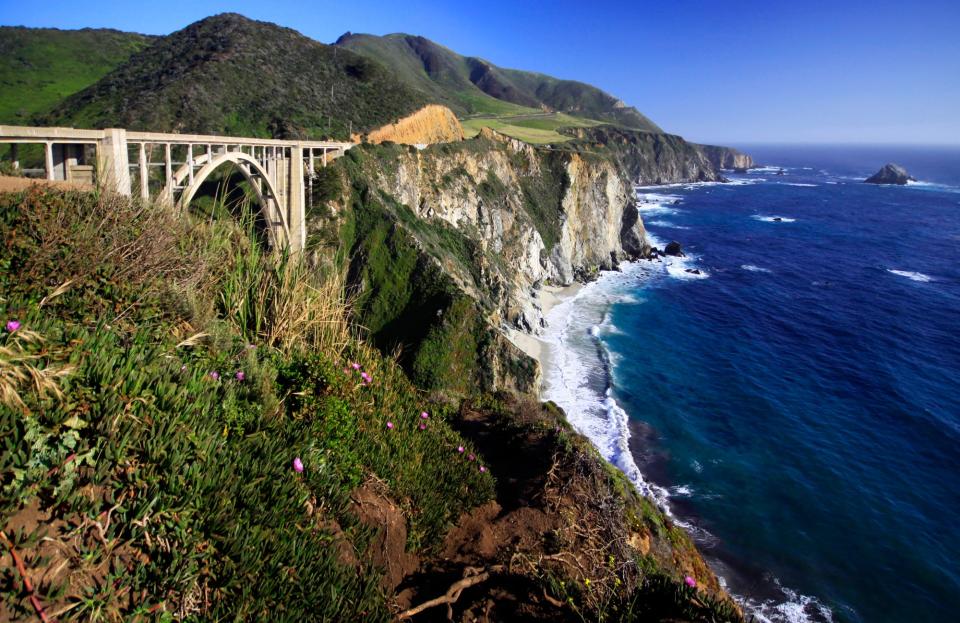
[0,125,354,251]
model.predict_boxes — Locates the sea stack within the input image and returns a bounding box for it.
[865,163,916,185]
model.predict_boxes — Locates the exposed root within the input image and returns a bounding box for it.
[397,565,505,620]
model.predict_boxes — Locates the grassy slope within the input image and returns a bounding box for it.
[461,112,607,144]
[0,187,494,621]
[0,186,743,621]
[335,32,664,133]
[42,14,429,140]
[0,27,153,124]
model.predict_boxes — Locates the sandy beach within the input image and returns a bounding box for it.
[506,282,582,393]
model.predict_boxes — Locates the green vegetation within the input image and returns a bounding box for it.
[461,114,590,144]
[41,14,429,139]
[336,32,664,132]
[0,187,493,620]
[0,27,153,124]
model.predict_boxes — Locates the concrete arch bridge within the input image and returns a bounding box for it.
[0,125,354,251]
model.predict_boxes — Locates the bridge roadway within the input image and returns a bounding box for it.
[0,125,354,251]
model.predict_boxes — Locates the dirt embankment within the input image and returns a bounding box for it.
[360,104,465,145]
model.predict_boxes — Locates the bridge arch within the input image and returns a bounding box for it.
[167,151,290,249]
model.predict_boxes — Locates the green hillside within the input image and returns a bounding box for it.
[0,27,153,124]
[335,32,664,133]
[42,14,430,140]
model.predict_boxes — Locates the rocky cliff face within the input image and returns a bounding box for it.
[563,126,725,184]
[355,129,648,333]
[698,143,756,170]
[360,104,465,145]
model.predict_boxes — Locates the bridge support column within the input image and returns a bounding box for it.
[288,144,306,253]
[97,129,131,196]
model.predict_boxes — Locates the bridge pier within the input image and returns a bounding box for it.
[97,128,131,196]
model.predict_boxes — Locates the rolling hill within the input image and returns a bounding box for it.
[335,32,663,133]
[40,14,431,140]
[0,26,153,124]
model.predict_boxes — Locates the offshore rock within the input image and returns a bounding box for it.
[865,163,915,185]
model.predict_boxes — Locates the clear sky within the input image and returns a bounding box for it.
[2,0,958,144]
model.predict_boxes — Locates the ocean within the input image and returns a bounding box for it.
[540,145,960,622]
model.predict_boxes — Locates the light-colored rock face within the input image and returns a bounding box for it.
[362,131,648,335]
[361,104,465,145]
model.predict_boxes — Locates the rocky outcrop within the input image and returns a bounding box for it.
[361,104,465,145]
[697,144,756,170]
[865,163,915,185]
[562,126,727,184]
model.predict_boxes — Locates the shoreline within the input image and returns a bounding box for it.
[505,282,583,376]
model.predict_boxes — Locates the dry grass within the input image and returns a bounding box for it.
[0,329,74,412]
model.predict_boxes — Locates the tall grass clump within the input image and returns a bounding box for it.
[0,186,495,622]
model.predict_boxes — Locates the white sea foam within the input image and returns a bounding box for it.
[752,215,797,223]
[741,578,836,623]
[670,484,694,497]
[540,261,673,513]
[782,182,818,187]
[647,219,691,229]
[742,264,772,273]
[888,269,933,282]
[750,165,788,174]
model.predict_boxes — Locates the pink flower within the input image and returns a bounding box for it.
[386,421,394,429]
[246,343,256,350]
[419,422,427,430]
[684,576,697,588]
[420,411,429,419]
[292,457,304,473]
[351,362,361,370]
[360,372,372,384]
[235,371,245,381]
[5,320,20,333]
[479,466,486,473]
[180,364,187,372]
[457,446,465,453]
[467,453,475,461]
[209,371,220,380]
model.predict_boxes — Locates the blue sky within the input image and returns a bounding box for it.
[2,0,958,144]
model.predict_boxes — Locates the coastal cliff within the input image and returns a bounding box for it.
[311,130,651,395]
[698,143,756,170]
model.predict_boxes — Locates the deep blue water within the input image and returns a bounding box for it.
[543,146,960,622]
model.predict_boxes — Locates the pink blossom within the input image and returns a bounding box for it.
[235,371,245,381]
[457,446,465,453]
[684,576,697,588]
[5,320,20,333]
[246,344,256,350]
[360,372,372,384]
[209,371,220,380]
[180,364,187,372]
[386,421,394,429]
[292,457,304,473]
[351,362,361,370]
[420,411,429,419]
[419,422,427,430]
[479,466,486,473]
[467,453,475,461]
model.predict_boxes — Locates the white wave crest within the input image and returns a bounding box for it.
[888,269,932,282]
[742,264,772,273]
[782,183,818,187]
[752,215,797,223]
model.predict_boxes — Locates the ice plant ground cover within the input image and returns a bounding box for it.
[0,188,492,621]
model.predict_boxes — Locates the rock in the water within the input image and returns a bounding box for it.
[773,217,783,222]
[865,163,916,185]
[664,241,685,257]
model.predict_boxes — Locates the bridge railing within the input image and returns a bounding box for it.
[1,125,354,252]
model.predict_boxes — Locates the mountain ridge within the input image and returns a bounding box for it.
[335,31,663,132]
